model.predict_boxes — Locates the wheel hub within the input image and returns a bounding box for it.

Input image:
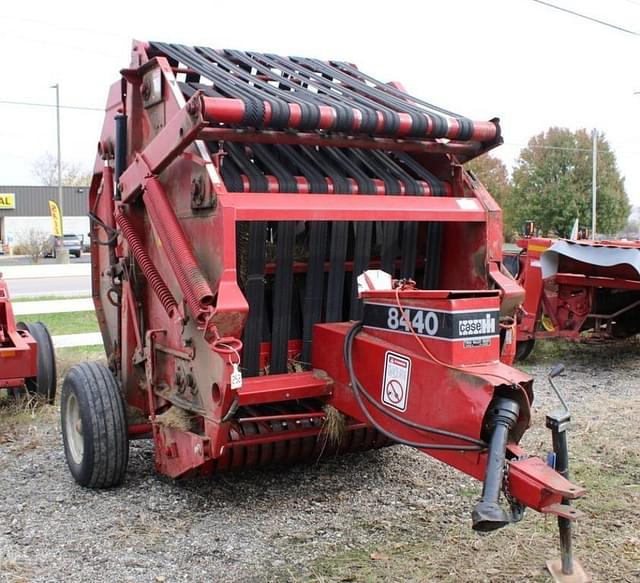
[65,393,84,464]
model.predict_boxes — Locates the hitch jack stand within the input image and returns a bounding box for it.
[545,409,590,583]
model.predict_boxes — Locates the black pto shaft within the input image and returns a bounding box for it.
[472,398,520,532]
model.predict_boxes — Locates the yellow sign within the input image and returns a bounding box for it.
[0,193,15,209]
[48,200,63,237]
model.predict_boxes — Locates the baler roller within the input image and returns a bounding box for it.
[215,402,391,471]
[150,42,499,142]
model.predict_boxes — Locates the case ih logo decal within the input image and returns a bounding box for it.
[458,314,496,336]
[363,303,499,341]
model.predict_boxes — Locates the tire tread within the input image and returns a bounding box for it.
[61,362,128,488]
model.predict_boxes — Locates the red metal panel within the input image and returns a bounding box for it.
[220,194,486,222]
[0,278,38,387]
[237,372,332,406]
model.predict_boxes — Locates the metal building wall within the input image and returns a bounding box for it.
[0,185,89,217]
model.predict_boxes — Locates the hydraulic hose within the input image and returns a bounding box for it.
[343,322,486,450]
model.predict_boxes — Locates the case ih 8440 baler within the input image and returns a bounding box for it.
[61,41,587,578]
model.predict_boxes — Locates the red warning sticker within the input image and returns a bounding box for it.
[381,351,411,412]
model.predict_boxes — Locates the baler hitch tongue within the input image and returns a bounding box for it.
[472,398,520,532]
[545,364,590,583]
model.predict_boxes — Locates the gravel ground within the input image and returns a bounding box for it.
[1,341,639,583]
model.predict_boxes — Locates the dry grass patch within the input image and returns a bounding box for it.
[309,392,640,582]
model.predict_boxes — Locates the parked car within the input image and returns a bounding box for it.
[44,234,83,258]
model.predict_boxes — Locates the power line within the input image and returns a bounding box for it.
[499,142,640,155]
[529,0,640,35]
[503,142,594,153]
[0,99,102,112]
[2,99,640,155]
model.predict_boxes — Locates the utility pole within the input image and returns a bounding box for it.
[51,83,69,263]
[591,129,597,239]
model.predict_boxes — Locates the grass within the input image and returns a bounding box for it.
[303,355,640,583]
[0,346,105,443]
[12,294,91,303]
[21,310,99,336]
[56,346,106,379]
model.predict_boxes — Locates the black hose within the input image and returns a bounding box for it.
[88,211,119,246]
[343,322,486,450]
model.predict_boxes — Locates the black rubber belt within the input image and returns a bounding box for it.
[329,60,472,138]
[347,149,402,276]
[152,42,484,140]
[274,145,330,367]
[207,48,291,129]
[153,42,265,127]
[216,143,270,376]
[245,51,353,131]
[319,147,375,320]
[248,144,298,375]
[309,148,352,322]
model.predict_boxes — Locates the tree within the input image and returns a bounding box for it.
[465,153,516,237]
[13,229,50,264]
[32,153,91,187]
[511,128,630,237]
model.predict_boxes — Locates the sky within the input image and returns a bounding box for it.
[1,0,639,206]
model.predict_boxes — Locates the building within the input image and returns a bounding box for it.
[0,185,89,251]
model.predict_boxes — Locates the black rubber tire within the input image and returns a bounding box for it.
[515,338,536,362]
[16,321,57,404]
[61,362,129,488]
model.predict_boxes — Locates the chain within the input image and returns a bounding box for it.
[502,456,528,523]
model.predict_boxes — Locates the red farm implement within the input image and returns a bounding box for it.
[61,40,588,579]
[507,236,640,360]
[0,275,56,402]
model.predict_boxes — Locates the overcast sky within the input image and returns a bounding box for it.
[1,0,639,206]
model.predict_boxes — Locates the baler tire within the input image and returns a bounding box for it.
[515,338,536,362]
[61,362,129,488]
[17,321,57,404]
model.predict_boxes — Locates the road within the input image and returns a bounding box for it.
[1,261,91,298]
[0,254,91,267]
[6,275,91,297]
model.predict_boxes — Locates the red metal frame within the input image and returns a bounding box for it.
[86,41,584,528]
[513,237,640,343]
[0,276,37,389]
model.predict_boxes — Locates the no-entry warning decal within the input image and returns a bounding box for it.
[381,351,411,412]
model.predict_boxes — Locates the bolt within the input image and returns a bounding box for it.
[140,82,151,100]
[186,99,199,116]
[191,177,205,205]
[174,371,186,393]
[186,373,198,395]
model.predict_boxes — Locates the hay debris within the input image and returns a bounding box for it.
[320,404,347,448]
[155,407,192,431]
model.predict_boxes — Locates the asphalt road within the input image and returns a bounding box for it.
[0,254,91,267]
[1,254,91,297]
[6,275,91,297]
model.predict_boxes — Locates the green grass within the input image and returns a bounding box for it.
[12,294,91,303]
[21,311,98,336]
[56,346,106,379]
